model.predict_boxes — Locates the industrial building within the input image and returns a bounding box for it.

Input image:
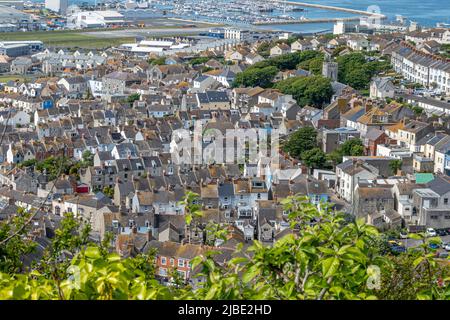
[0,5,37,31]
[68,11,126,29]
[0,41,44,57]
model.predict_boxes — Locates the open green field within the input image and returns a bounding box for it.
[0,75,32,83]
[0,30,135,49]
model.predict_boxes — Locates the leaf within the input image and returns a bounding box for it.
[322,257,340,278]
[242,265,260,284]
[205,284,218,300]
[85,247,101,260]
[412,256,424,268]
[190,256,203,270]
[408,233,423,240]
[185,213,192,225]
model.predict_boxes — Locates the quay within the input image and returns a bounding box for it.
[253,17,363,25]
[268,0,387,18]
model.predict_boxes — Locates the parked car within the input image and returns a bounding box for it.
[443,243,450,251]
[388,240,401,247]
[399,231,408,239]
[436,229,447,236]
[390,245,406,254]
[428,242,439,250]
[436,251,449,259]
[426,228,437,237]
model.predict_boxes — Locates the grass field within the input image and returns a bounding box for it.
[0,75,32,83]
[0,31,136,49]
[0,20,221,49]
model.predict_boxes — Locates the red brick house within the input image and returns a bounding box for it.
[365,128,388,156]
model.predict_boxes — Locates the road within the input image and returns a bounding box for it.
[86,27,215,38]
[399,235,450,248]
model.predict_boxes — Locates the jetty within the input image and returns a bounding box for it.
[267,0,387,18]
[253,17,362,25]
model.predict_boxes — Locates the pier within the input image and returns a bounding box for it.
[253,17,363,26]
[267,0,387,18]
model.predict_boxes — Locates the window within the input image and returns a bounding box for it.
[430,215,438,220]
[159,268,167,276]
[170,258,174,266]
[257,193,261,199]
[178,259,185,267]
[444,198,448,205]
[161,257,167,265]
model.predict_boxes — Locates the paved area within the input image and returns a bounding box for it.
[399,235,450,248]
[86,27,214,38]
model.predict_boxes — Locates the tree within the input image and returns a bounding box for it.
[82,150,94,167]
[233,66,278,88]
[189,57,209,66]
[149,57,166,65]
[103,186,114,198]
[329,138,365,164]
[283,127,317,159]
[389,159,403,175]
[274,75,333,107]
[0,196,449,300]
[336,53,393,90]
[127,93,140,105]
[0,208,36,273]
[301,147,327,169]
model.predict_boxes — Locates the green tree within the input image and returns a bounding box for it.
[301,147,327,169]
[103,186,114,198]
[0,208,36,273]
[283,127,317,159]
[189,57,209,66]
[329,138,365,164]
[149,57,166,65]
[0,196,450,300]
[389,159,403,175]
[274,75,333,107]
[127,93,140,105]
[233,66,278,88]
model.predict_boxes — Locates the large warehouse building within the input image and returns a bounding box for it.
[0,5,37,31]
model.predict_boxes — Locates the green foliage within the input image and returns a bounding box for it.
[189,57,210,66]
[0,196,450,300]
[283,127,318,159]
[336,53,392,90]
[149,57,166,65]
[256,42,271,58]
[233,66,278,88]
[233,50,325,89]
[274,75,333,107]
[103,186,114,198]
[329,138,365,164]
[127,93,140,105]
[23,156,71,181]
[301,147,327,169]
[389,159,403,175]
[0,208,36,273]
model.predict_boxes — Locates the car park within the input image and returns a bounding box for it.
[436,251,449,259]
[399,232,408,239]
[428,242,439,250]
[426,228,437,237]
